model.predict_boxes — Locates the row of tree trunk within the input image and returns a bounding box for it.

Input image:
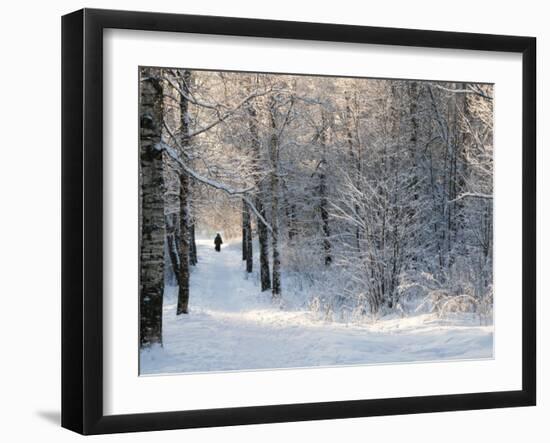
[139,68,199,347]
[139,71,165,347]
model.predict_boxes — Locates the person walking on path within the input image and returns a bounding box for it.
[214,233,223,252]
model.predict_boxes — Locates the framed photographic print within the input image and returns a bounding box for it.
[61,8,536,435]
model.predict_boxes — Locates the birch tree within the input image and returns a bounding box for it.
[139,67,165,346]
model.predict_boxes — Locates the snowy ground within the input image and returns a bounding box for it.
[140,238,493,375]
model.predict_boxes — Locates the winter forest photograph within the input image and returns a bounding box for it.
[139,66,494,375]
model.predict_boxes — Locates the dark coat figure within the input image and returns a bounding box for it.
[214,233,223,252]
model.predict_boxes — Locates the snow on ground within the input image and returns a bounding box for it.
[140,238,493,375]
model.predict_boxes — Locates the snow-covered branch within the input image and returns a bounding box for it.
[432,84,493,100]
[163,74,221,111]
[162,121,273,233]
[448,192,493,203]
[162,70,276,139]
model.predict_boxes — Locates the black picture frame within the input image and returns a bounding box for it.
[61,8,536,435]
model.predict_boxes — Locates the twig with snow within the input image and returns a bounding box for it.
[448,192,493,204]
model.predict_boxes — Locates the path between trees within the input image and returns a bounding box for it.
[140,238,493,374]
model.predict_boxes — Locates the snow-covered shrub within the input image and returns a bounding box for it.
[476,287,493,325]
[435,293,478,315]
[415,287,492,326]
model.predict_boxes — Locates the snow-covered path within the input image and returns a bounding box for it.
[140,239,493,375]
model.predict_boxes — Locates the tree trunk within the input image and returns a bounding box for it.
[269,97,281,298]
[319,173,331,266]
[177,172,190,314]
[176,69,192,315]
[344,89,361,254]
[139,68,165,347]
[246,78,271,291]
[189,221,197,266]
[241,199,252,268]
[320,109,332,266]
[166,213,181,285]
[243,200,253,273]
[407,81,420,263]
[257,196,271,291]
[242,202,247,261]
[188,175,198,266]
[287,203,297,242]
